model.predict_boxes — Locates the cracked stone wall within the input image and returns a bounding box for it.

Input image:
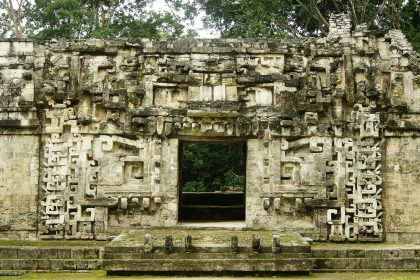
[0,14,419,242]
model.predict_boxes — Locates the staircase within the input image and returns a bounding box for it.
[103,229,313,274]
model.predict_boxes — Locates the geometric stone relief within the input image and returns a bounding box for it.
[40,102,163,239]
[326,107,383,241]
[1,14,419,242]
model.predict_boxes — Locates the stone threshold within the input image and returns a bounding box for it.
[176,221,247,229]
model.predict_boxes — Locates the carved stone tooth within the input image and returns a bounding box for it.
[144,234,153,253]
[120,198,128,210]
[184,235,192,253]
[142,198,150,210]
[252,235,261,253]
[165,235,174,254]
[230,236,239,253]
[263,197,270,211]
[274,198,281,213]
[272,235,281,253]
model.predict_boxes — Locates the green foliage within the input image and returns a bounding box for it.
[168,0,420,52]
[198,0,291,38]
[168,0,293,39]
[1,0,418,51]
[27,0,185,39]
[0,0,29,38]
[181,143,246,192]
[0,0,189,39]
[399,0,420,53]
[183,181,206,192]
[224,169,245,189]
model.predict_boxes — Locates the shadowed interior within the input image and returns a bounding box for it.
[178,141,246,221]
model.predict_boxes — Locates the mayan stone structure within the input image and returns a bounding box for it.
[0,14,419,243]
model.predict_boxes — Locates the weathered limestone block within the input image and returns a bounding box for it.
[383,138,420,243]
[0,135,38,238]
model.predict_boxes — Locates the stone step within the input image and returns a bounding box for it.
[0,245,104,274]
[105,245,311,254]
[103,229,313,273]
[0,247,103,259]
[0,270,28,276]
[312,248,420,258]
[313,257,420,271]
[103,258,314,272]
[0,269,98,276]
[314,269,420,272]
[0,259,102,271]
[103,252,312,259]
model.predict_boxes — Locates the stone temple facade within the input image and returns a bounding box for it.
[0,14,419,243]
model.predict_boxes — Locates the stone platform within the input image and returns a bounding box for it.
[1,239,419,275]
[312,243,420,272]
[0,241,105,276]
[103,229,313,274]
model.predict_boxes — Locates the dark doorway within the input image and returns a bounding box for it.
[178,141,246,221]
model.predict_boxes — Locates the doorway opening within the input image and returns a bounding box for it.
[178,141,246,222]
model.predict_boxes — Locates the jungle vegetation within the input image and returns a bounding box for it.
[181,143,246,192]
[0,0,419,51]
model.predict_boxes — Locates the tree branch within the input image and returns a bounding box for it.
[360,0,369,22]
[280,22,301,38]
[309,0,329,27]
[331,0,341,13]
[1,0,25,37]
[367,0,388,28]
[0,14,14,31]
[348,0,359,25]
[295,0,328,34]
[295,0,312,15]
